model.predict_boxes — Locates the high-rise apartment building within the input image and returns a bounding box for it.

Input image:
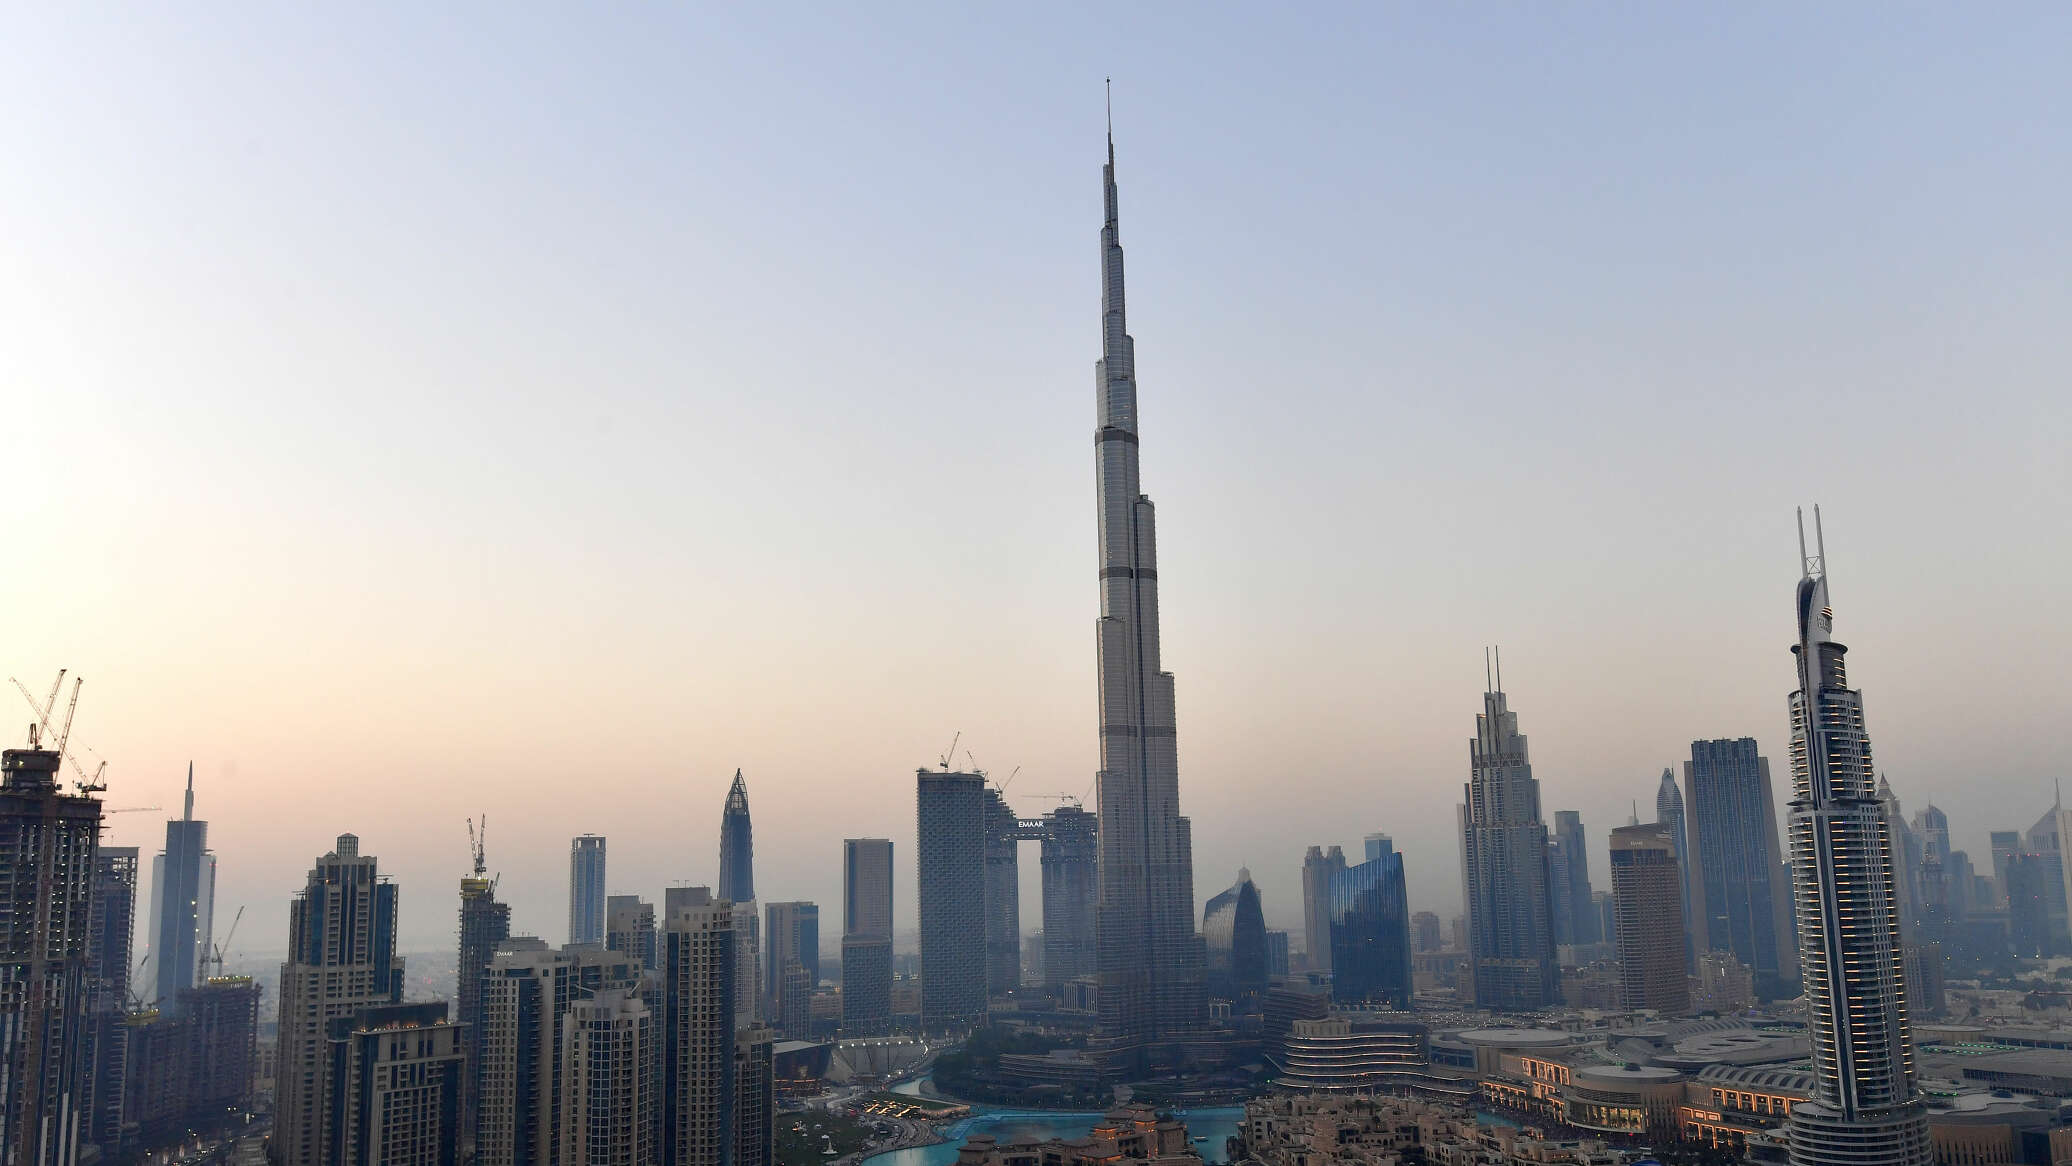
[606,896,657,972]
[1038,805,1096,987]
[660,897,769,1166]
[840,839,893,1036]
[762,902,817,1033]
[150,765,215,1015]
[1411,911,1443,954]
[1460,671,1560,1009]
[1609,823,1690,1014]
[561,988,657,1166]
[325,1002,462,1166]
[1327,837,1413,1009]
[1302,846,1347,973]
[1782,510,1931,1165]
[1201,868,1267,1006]
[272,834,403,1166]
[0,741,102,1166]
[718,771,753,904]
[478,940,642,1166]
[981,787,1021,996]
[915,769,986,1030]
[569,836,607,947]
[457,841,511,1158]
[1685,738,1796,998]
[1090,123,1205,1052]
[83,845,139,1153]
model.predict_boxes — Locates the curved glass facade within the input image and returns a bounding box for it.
[1327,841,1412,1008]
[1203,870,1267,1005]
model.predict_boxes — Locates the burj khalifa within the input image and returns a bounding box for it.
[1091,114,1205,1052]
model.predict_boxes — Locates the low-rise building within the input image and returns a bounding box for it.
[1274,1017,1429,1092]
[953,1105,1197,1166]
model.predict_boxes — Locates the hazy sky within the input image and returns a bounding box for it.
[5,6,2068,954]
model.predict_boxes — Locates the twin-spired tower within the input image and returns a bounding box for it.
[1090,118,1206,1050]
[1784,509,1930,1165]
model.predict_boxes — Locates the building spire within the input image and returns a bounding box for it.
[183,760,194,821]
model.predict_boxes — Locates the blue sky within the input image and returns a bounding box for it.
[4,5,2067,949]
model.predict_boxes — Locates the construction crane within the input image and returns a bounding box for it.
[468,815,488,877]
[68,752,108,794]
[999,765,1022,794]
[1018,791,1083,808]
[129,953,157,1011]
[102,806,162,815]
[207,905,245,979]
[9,670,65,747]
[937,730,961,772]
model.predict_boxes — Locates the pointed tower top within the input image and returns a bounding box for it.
[724,769,749,814]
[183,761,194,822]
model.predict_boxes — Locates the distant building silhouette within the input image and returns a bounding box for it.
[569,835,607,946]
[1302,846,1348,972]
[150,765,217,1017]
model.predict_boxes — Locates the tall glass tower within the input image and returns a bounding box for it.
[1091,106,1204,1053]
[1460,663,1560,1010]
[719,769,754,904]
[1784,508,1931,1165]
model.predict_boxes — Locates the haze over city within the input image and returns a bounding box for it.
[6,4,2068,953]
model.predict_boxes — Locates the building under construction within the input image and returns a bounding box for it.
[0,730,105,1166]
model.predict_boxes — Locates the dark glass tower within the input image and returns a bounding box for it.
[915,769,986,1030]
[1686,738,1796,998]
[1460,667,1560,1009]
[1327,838,1413,1009]
[1201,868,1267,1007]
[1783,509,1931,1165]
[151,764,214,1014]
[1091,109,1204,1053]
[719,769,754,904]
[455,826,509,1158]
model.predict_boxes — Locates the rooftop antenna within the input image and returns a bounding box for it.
[1813,504,1829,600]
[1484,648,1492,692]
[1494,645,1503,692]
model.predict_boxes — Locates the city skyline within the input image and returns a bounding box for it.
[8,5,2071,951]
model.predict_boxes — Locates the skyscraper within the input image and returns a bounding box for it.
[1553,812,1598,946]
[569,835,607,947]
[0,741,102,1166]
[1301,845,1347,974]
[660,897,744,1166]
[325,1002,463,1166]
[1327,839,1413,1010]
[478,940,642,1166]
[150,764,216,1014]
[840,839,893,1035]
[762,902,818,1032]
[606,895,657,973]
[1685,738,1796,998]
[457,829,511,1159]
[1090,116,1205,1050]
[1782,509,1931,1165]
[1460,665,1560,1009]
[562,988,657,1166]
[1655,767,1697,967]
[1038,805,1097,988]
[1201,868,1267,1006]
[83,846,139,1154]
[272,834,403,1166]
[718,770,753,904]
[915,769,986,1030]
[981,787,1021,996]
[1609,823,1690,1014]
